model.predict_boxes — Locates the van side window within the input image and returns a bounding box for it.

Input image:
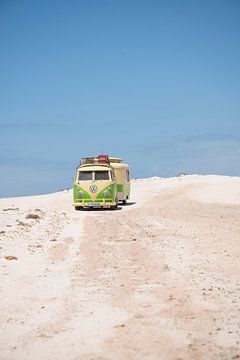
[110,172,115,181]
[126,170,130,182]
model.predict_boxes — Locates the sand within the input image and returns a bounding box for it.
[0,175,240,360]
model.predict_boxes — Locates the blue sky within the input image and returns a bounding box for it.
[1,0,240,197]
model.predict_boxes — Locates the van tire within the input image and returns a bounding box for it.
[122,199,127,204]
[75,206,81,210]
[110,200,118,210]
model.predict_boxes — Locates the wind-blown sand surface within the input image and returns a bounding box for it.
[0,175,240,360]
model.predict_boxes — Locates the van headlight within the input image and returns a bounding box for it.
[103,190,110,197]
[78,191,84,198]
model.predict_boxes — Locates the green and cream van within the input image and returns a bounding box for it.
[73,154,130,209]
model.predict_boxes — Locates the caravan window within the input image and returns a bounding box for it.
[78,171,93,181]
[95,171,110,180]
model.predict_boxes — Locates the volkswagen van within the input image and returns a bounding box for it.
[73,154,130,209]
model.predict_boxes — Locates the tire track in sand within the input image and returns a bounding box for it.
[73,184,240,360]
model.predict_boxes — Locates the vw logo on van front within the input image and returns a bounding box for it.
[89,185,98,193]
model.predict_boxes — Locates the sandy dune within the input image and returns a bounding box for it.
[0,175,240,360]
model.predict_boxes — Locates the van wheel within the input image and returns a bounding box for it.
[110,200,118,210]
[75,206,81,210]
[122,199,127,205]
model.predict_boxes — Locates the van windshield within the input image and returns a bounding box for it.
[78,171,93,181]
[95,171,110,180]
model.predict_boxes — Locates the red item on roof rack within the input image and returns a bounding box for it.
[98,154,109,163]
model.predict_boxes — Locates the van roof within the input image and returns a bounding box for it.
[76,155,128,171]
[78,164,112,171]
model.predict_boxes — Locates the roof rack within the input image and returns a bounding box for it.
[80,154,110,165]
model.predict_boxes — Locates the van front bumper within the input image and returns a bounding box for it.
[73,199,117,208]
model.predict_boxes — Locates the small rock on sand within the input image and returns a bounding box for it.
[4,256,18,261]
[25,213,40,220]
[16,220,31,227]
[3,208,19,212]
